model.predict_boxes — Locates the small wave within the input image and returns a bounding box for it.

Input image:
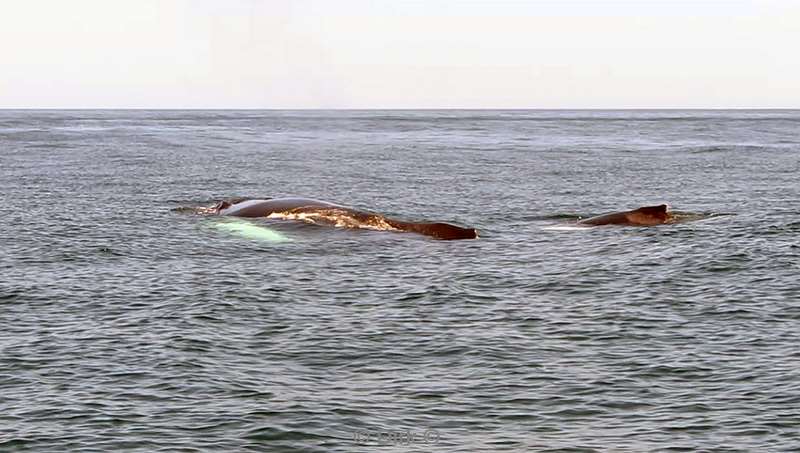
[685,145,768,154]
[523,214,580,221]
[541,225,591,231]
[670,212,735,223]
[170,206,201,214]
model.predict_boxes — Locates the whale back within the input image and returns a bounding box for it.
[213,197,478,240]
[218,197,333,217]
[386,219,478,240]
[633,204,669,216]
[627,204,671,225]
[580,204,671,226]
[578,211,630,226]
[282,207,478,240]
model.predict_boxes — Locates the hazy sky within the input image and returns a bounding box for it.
[1,0,798,108]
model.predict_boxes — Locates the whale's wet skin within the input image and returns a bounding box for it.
[181,197,478,240]
[578,204,674,226]
[2,110,800,452]
[571,204,726,227]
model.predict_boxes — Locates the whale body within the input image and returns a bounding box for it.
[205,197,478,240]
[579,204,673,226]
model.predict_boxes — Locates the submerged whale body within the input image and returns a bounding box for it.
[579,204,673,226]
[198,197,478,240]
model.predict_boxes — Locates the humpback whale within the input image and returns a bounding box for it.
[579,204,674,226]
[194,197,478,240]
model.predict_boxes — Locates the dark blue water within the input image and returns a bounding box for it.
[1,110,799,452]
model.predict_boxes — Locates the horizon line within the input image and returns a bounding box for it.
[2,107,799,111]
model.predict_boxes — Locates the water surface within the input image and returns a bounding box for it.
[1,110,799,452]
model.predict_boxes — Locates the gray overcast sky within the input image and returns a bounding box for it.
[1,0,797,108]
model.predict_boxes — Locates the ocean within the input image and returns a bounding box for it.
[1,110,799,452]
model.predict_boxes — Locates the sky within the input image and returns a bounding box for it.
[1,0,798,108]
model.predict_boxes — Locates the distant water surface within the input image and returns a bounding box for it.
[1,110,799,452]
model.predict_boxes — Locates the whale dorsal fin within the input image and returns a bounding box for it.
[634,204,669,215]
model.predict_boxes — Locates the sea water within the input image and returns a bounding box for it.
[1,110,799,451]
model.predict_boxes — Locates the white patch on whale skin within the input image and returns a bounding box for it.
[268,211,399,232]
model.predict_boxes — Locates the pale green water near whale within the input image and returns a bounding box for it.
[1,110,799,452]
[209,218,292,243]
